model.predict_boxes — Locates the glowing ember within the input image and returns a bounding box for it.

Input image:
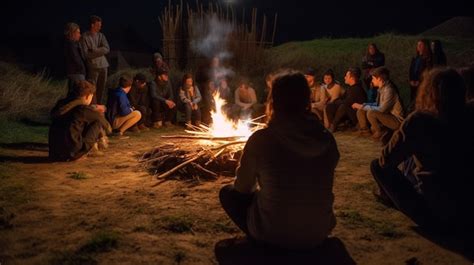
[184,92,264,140]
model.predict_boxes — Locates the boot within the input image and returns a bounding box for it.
[98,136,109,150]
[88,143,105,157]
[152,121,163,129]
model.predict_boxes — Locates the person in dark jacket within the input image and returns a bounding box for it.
[362,43,385,103]
[220,70,339,249]
[128,73,151,131]
[409,39,432,106]
[431,40,447,67]
[63,22,87,96]
[106,75,142,136]
[49,80,111,161]
[371,67,474,233]
[326,67,367,132]
[148,68,176,128]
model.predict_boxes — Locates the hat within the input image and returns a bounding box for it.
[305,67,316,76]
[153,52,163,60]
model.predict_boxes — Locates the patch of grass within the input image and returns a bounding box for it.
[67,172,89,180]
[49,251,97,265]
[337,210,404,239]
[79,231,119,253]
[156,215,194,234]
[0,62,67,121]
[173,250,187,264]
[0,119,49,144]
[210,219,239,234]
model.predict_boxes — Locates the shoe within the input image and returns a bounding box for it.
[152,121,163,129]
[328,124,336,133]
[372,130,387,141]
[358,128,372,137]
[138,124,150,131]
[88,143,105,157]
[110,130,130,140]
[98,136,109,150]
[128,125,141,133]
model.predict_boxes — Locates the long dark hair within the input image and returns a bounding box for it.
[415,67,466,119]
[181,73,194,87]
[366,43,381,57]
[417,39,432,59]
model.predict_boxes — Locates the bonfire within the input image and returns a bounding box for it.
[140,93,265,185]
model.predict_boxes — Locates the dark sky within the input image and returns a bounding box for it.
[1,0,471,73]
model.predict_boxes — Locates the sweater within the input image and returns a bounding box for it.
[80,31,110,69]
[234,113,339,249]
[106,87,132,123]
[64,39,86,75]
[362,81,404,120]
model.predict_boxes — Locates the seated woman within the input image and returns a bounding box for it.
[231,78,262,119]
[49,80,111,161]
[371,67,474,232]
[220,70,339,249]
[179,73,202,127]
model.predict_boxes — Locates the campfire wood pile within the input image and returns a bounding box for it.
[140,140,246,184]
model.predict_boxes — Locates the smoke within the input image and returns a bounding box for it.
[191,14,235,81]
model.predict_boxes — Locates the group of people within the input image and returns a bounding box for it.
[52,17,473,251]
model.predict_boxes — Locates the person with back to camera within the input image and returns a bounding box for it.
[219,70,339,249]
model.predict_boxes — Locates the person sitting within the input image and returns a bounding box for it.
[179,73,202,127]
[128,73,151,131]
[148,68,176,128]
[352,66,404,142]
[106,75,142,137]
[216,78,234,116]
[304,67,324,120]
[219,70,339,249]
[370,67,474,234]
[150,52,170,76]
[232,78,262,119]
[361,43,385,103]
[321,69,344,128]
[326,67,367,132]
[49,80,111,161]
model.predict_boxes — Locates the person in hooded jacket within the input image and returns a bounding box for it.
[219,70,339,249]
[49,80,111,161]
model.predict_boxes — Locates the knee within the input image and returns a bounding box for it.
[219,184,235,205]
[367,110,378,120]
[133,110,142,120]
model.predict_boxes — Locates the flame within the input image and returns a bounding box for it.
[209,92,253,139]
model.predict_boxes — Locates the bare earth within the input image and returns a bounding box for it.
[0,127,471,265]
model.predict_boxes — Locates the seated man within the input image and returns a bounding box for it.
[220,70,339,249]
[49,80,111,161]
[231,78,262,119]
[326,67,367,132]
[128,73,151,131]
[352,66,404,141]
[149,68,176,128]
[371,67,474,233]
[106,75,142,136]
[304,67,324,119]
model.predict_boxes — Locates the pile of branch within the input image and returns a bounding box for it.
[140,141,245,184]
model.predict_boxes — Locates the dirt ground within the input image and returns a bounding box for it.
[0,127,472,265]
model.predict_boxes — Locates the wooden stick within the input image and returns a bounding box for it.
[191,162,218,178]
[161,135,244,141]
[139,154,168,164]
[156,151,206,179]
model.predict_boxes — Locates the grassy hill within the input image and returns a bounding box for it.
[266,33,474,104]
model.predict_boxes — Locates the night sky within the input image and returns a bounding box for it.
[1,0,471,73]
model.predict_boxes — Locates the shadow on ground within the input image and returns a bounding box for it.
[0,142,49,152]
[0,155,50,164]
[215,236,356,265]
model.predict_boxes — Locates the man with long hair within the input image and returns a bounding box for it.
[220,70,339,249]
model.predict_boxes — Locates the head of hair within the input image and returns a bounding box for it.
[367,43,380,54]
[347,67,361,81]
[323,69,335,79]
[182,73,193,85]
[370,66,390,81]
[458,65,474,102]
[75,80,96,97]
[64,22,79,38]
[417,39,432,58]
[119,75,133,88]
[133,73,147,84]
[415,67,466,118]
[268,70,310,120]
[431,39,444,54]
[90,15,102,26]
